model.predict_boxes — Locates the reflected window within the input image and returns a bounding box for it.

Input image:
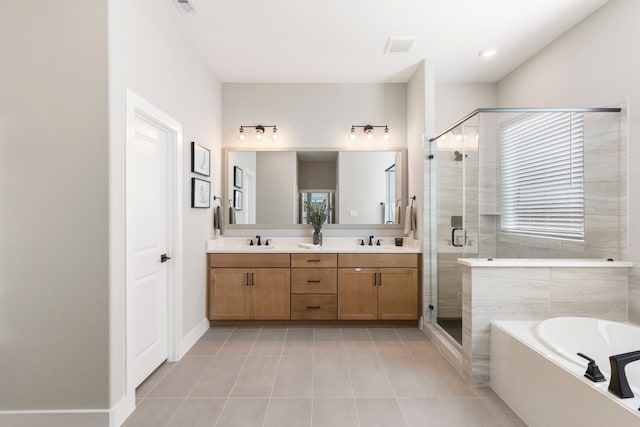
[300,191,334,225]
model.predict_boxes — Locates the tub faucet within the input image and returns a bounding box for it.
[255,235,262,246]
[368,235,374,246]
[608,350,640,398]
[577,353,605,382]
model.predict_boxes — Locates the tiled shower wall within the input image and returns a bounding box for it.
[630,268,640,324]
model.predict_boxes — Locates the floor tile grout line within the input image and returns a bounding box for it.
[163,326,236,427]
[477,396,519,427]
[136,356,179,401]
[310,326,316,426]
[261,327,287,427]
[213,326,261,427]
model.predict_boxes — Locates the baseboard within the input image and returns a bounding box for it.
[0,409,109,427]
[109,393,135,427]
[179,317,209,358]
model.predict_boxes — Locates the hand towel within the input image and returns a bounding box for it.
[404,204,413,235]
[229,206,236,224]
[214,205,222,231]
[394,203,401,224]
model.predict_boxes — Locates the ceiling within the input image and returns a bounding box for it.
[169,0,610,83]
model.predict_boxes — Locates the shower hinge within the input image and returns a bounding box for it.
[428,154,434,160]
[428,305,434,310]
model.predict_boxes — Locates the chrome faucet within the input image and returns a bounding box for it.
[255,235,262,246]
[368,235,374,246]
[608,350,640,398]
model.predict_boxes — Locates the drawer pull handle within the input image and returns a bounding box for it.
[307,280,321,283]
[307,306,321,309]
[307,259,321,262]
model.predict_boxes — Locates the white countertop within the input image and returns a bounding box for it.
[207,237,422,254]
[457,258,632,267]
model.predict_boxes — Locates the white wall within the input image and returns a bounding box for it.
[108,0,221,414]
[0,0,110,415]
[435,83,497,131]
[222,83,407,150]
[496,0,640,323]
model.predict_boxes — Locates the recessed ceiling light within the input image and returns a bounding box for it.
[478,48,497,58]
[384,37,417,54]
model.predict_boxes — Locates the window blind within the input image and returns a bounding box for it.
[500,112,584,240]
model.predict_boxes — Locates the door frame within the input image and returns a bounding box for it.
[124,89,183,395]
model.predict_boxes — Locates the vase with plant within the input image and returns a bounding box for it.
[305,200,328,245]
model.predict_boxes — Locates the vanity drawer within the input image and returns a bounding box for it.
[338,253,418,268]
[291,294,337,320]
[291,268,337,293]
[291,253,337,268]
[208,253,290,268]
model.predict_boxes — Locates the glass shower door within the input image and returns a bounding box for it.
[432,119,479,345]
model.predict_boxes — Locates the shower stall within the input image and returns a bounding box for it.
[426,107,627,346]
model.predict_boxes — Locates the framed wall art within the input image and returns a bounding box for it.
[191,141,210,176]
[191,178,210,208]
[233,166,243,188]
[233,189,243,211]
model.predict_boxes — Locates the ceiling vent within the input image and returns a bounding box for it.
[175,0,196,13]
[384,37,416,54]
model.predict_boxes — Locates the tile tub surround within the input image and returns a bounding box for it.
[124,326,526,427]
[458,258,632,386]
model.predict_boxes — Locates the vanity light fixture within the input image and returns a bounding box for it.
[350,124,391,141]
[238,124,278,141]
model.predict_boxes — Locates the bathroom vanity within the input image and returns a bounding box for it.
[207,244,421,325]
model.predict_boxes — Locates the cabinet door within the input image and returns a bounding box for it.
[251,268,291,320]
[378,268,418,320]
[209,268,251,320]
[338,268,378,320]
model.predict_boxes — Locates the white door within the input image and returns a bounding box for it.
[127,113,170,387]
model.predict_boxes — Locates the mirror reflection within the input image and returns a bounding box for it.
[226,149,405,226]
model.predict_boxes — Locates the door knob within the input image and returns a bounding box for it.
[160,254,171,263]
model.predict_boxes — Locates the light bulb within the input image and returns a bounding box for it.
[383,126,390,141]
[272,126,278,141]
[256,131,263,141]
[239,126,245,141]
[366,130,373,140]
[350,126,356,140]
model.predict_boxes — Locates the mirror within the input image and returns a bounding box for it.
[225,149,406,226]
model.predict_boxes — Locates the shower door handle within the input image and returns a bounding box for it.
[451,227,464,247]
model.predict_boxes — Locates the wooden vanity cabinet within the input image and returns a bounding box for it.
[208,254,290,320]
[338,254,418,320]
[290,253,337,320]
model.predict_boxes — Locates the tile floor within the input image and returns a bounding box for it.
[124,327,526,427]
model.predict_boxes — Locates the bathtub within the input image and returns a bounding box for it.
[491,317,640,427]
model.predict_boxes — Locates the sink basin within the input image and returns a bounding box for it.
[298,243,321,249]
